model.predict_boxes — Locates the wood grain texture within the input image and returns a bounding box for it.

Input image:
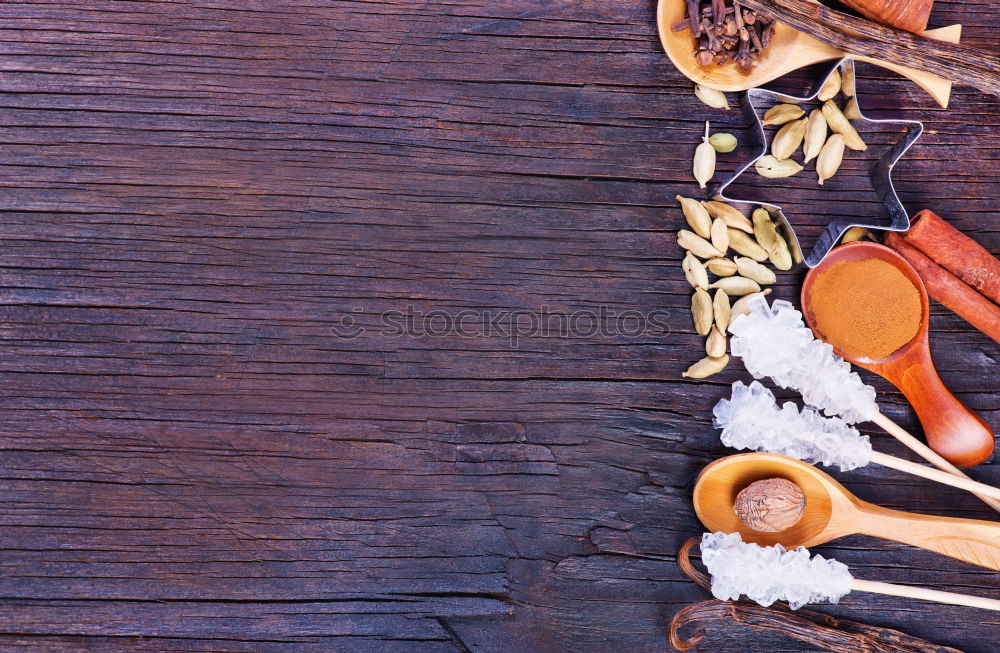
[0,1,996,651]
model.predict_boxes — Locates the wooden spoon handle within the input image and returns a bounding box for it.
[740,0,1000,95]
[872,413,1000,513]
[855,502,1000,571]
[893,361,994,469]
[870,451,1000,500]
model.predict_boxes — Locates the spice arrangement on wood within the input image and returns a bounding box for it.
[659,5,998,637]
[4,1,998,652]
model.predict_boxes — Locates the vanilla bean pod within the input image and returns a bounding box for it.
[668,600,964,652]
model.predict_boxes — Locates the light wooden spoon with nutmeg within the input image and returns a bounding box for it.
[694,453,1000,571]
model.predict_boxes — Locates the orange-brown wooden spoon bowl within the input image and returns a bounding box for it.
[801,242,994,469]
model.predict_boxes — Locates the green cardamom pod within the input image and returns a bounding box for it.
[708,276,761,296]
[818,70,841,101]
[734,257,776,285]
[676,195,712,239]
[755,155,802,178]
[762,104,804,126]
[752,209,793,271]
[710,218,729,256]
[816,134,845,186]
[694,85,729,110]
[713,289,731,332]
[770,118,806,161]
[840,226,870,244]
[705,257,737,277]
[822,100,866,151]
[705,326,727,358]
[682,252,709,290]
[691,288,714,336]
[802,109,827,165]
[727,228,769,262]
[708,132,737,153]
[693,121,715,189]
[843,96,862,120]
[682,354,729,379]
[704,201,753,233]
[841,63,855,97]
[677,229,724,259]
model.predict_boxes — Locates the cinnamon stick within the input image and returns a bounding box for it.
[884,232,1000,343]
[901,210,1000,305]
[837,0,932,34]
[737,0,1000,96]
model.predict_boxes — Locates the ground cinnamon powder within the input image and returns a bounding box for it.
[809,258,922,361]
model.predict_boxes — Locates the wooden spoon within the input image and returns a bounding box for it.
[693,453,1000,570]
[656,0,961,107]
[802,242,994,470]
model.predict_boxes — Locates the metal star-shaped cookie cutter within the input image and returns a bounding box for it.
[715,59,922,268]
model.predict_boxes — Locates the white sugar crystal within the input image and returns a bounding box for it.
[714,380,873,471]
[701,532,853,610]
[728,297,878,424]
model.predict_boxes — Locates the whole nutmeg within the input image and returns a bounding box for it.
[733,478,807,533]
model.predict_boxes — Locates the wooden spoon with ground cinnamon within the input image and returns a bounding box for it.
[802,242,994,470]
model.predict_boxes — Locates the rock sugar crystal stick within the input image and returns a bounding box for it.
[727,298,1000,514]
[728,298,877,423]
[714,381,872,470]
[714,381,1000,500]
[700,532,1000,612]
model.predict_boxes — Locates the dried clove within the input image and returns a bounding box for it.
[683,0,774,70]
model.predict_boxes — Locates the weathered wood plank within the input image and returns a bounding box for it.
[0,1,996,651]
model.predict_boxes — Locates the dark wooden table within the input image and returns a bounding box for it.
[1,1,997,651]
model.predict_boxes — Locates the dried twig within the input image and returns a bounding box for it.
[738,0,1000,96]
